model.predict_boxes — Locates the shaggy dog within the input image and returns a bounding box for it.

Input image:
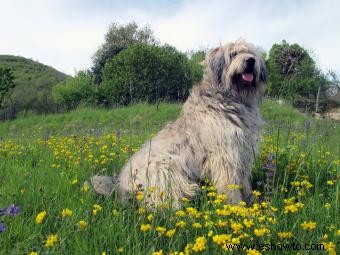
[91,40,267,208]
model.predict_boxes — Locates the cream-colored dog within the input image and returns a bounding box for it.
[91,40,267,208]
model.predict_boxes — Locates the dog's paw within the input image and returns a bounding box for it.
[90,175,117,195]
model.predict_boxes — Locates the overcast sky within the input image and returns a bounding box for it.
[1,0,339,76]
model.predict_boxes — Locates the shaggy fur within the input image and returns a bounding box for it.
[92,40,267,208]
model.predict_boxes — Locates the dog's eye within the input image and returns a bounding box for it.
[230,52,237,59]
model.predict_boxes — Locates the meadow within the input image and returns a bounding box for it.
[0,100,339,255]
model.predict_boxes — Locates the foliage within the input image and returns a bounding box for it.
[266,40,329,100]
[187,50,205,85]
[91,21,158,84]
[53,71,95,111]
[0,67,15,108]
[0,55,68,120]
[0,101,338,254]
[100,44,196,106]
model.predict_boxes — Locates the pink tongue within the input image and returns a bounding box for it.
[242,73,254,82]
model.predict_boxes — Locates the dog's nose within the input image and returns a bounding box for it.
[246,57,255,66]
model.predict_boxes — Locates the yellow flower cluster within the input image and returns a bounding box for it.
[45,234,58,248]
[35,211,47,224]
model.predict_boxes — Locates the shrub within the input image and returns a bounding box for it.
[99,44,198,106]
[53,71,95,110]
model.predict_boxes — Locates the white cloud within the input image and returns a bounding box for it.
[0,0,339,75]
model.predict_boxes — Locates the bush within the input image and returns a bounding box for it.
[53,71,95,110]
[266,40,329,100]
[99,44,198,106]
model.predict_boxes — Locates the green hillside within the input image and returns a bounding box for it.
[0,55,69,119]
[0,100,339,151]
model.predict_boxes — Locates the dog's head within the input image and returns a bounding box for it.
[205,40,267,104]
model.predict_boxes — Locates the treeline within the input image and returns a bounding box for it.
[1,22,339,120]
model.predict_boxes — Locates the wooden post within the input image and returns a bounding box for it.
[315,84,321,113]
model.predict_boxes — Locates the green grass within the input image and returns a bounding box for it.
[0,100,339,254]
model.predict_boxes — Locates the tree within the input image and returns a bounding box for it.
[266,40,327,100]
[327,70,340,97]
[99,44,195,106]
[0,67,15,108]
[91,22,158,84]
[53,71,95,110]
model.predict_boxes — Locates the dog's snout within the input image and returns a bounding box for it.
[246,57,255,66]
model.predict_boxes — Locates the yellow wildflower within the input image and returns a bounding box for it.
[165,229,176,238]
[152,250,163,255]
[81,183,89,193]
[155,226,167,235]
[192,236,207,252]
[253,190,261,197]
[182,197,189,203]
[92,204,102,215]
[300,221,317,230]
[112,209,119,217]
[35,211,47,224]
[71,178,78,185]
[140,224,151,232]
[243,219,254,228]
[78,220,87,229]
[61,208,73,218]
[327,180,334,185]
[230,222,243,233]
[324,203,331,209]
[254,228,270,237]
[147,214,153,222]
[175,210,186,217]
[136,191,144,201]
[247,248,262,255]
[212,234,231,245]
[192,222,202,229]
[45,234,58,248]
[138,208,146,214]
[217,220,228,227]
[176,221,186,228]
[28,252,38,255]
[278,231,293,239]
[186,207,197,216]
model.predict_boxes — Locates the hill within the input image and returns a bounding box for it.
[0,55,69,120]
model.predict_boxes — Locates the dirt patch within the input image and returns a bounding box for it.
[324,107,340,121]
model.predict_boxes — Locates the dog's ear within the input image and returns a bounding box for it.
[260,58,267,82]
[208,47,225,85]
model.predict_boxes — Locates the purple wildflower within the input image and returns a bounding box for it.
[7,204,20,216]
[0,222,5,233]
[0,204,20,217]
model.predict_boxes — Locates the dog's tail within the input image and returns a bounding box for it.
[90,175,119,196]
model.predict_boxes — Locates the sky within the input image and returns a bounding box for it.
[1,0,339,76]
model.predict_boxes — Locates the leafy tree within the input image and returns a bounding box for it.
[267,40,328,100]
[91,22,158,84]
[187,50,205,84]
[0,67,15,108]
[99,44,195,106]
[53,71,95,110]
